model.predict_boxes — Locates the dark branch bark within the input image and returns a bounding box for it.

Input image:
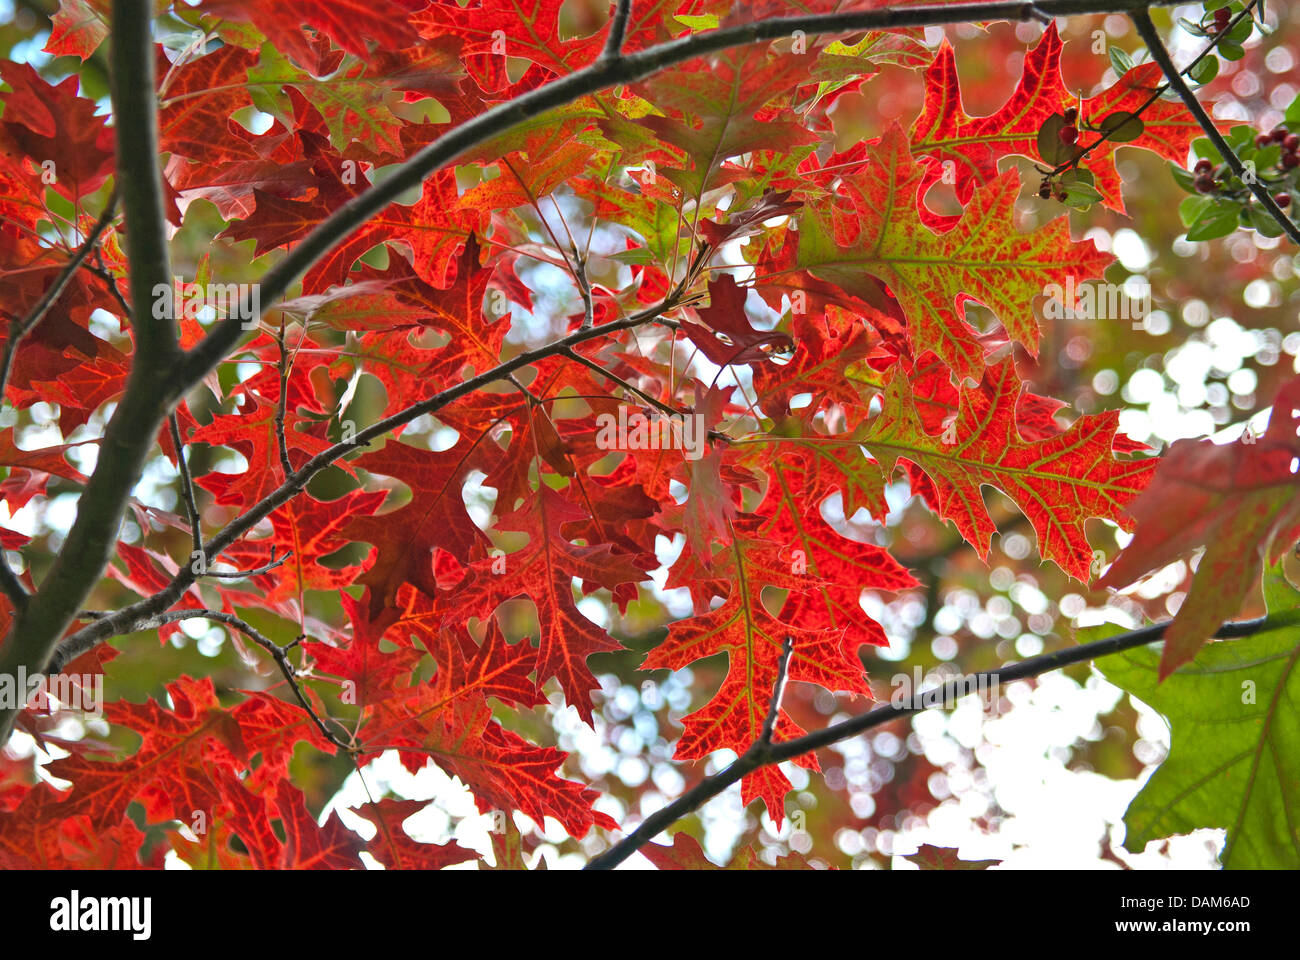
[0,192,119,610]
[584,615,1272,869]
[0,0,1188,745]
[179,0,1183,387]
[44,306,678,670]
[0,0,184,741]
[758,635,795,746]
[169,413,203,560]
[1132,7,1300,245]
[603,0,633,60]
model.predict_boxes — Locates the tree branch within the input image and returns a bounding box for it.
[179,0,1184,387]
[1131,7,1300,245]
[603,0,633,61]
[584,614,1272,869]
[1050,1,1259,179]
[758,635,795,746]
[561,346,681,418]
[274,320,294,477]
[168,413,203,560]
[59,608,352,751]
[0,0,1190,748]
[0,0,185,742]
[44,306,680,667]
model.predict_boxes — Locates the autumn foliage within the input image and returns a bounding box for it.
[0,0,1297,870]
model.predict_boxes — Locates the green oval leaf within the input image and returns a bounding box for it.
[1036,113,1074,165]
[1189,55,1219,85]
[1099,111,1144,143]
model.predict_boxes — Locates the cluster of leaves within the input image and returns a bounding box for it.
[1172,106,1300,239]
[0,0,1296,869]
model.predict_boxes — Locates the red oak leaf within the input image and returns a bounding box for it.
[797,124,1111,384]
[1099,375,1300,677]
[861,359,1157,581]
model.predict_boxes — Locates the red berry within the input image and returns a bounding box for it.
[1063,107,1078,124]
[1272,127,1290,143]
[1195,175,1216,192]
[1059,125,1078,146]
[1194,159,1213,174]
[1285,134,1299,152]
[1256,133,1272,149]
[1214,8,1231,29]
[1038,184,1052,199]
[1276,194,1292,208]
[1284,153,1300,170]
[1054,188,1067,202]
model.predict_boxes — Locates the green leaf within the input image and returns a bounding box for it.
[1193,136,1223,163]
[1169,163,1198,194]
[1036,114,1074,165]
[1185,199,1240,240]
[1256,144,1282,169]
[1189,56,1219,85]
[1099,111,1144,143]
[1226,124,1258,153]
[1108,46,1134,77]
[672,13,718,31]
[1218,40,1246,61]
[1248,204,1286,237]
[1179,194,1214,227]
[1226,10,1255,43]
[1094,565,1300,868]
[1062,179,1103,210]
[1285,90,1300,128]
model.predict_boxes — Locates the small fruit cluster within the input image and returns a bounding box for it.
[1254,125,1300,169]
[1058,106,1080,148]
[1036,108,1081,200]
[1194,125,1297,208]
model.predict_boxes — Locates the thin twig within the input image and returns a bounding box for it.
[1050,1,1259,178]
[88,250,133,318]
[585,614,1272,869]
[574,251,595,331]
[1132,7,1300,245]
[562,346,680,417]
[203,550,292,579]
[274,319,293,476]
[168,413,203,560]
[603,0,633,60]
[56,607,354,751]
[758,634,795,746]
[0,189,119,406]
